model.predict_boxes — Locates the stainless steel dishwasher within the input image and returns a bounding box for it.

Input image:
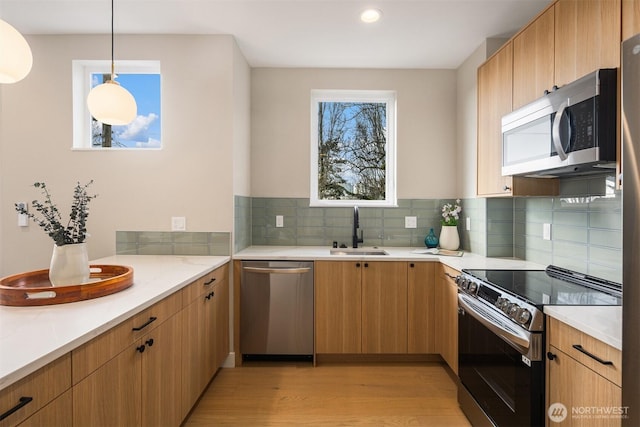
[240,261,314,360]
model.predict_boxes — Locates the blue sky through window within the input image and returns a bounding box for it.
[91,73,161,148]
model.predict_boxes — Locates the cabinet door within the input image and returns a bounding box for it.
[477,42,514,196]
[554,0,621,87]
[315,261,362,353]
[548,345,622,426]
[213,278,230,371]
[141,313,182,427]
[407,262,436,354]
[181,294,206,419]
[436,266,459,374]
[362,262,408,353]
[513,6,555,109]
[73,344,142,426]
[623,0,640,40]
[18,389,72,427]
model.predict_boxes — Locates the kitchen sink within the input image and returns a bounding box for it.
[329,248,389,256]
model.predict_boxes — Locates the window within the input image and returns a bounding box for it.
[72,60,161,149]
[310,90,397,207]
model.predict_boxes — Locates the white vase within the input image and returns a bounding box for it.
[49,243,90,286]
[439,225,460,251]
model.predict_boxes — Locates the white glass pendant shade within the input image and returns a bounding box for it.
[87,80,137,125]
[0,18,33,83]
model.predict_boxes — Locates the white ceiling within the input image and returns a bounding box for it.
[0,0,552,69]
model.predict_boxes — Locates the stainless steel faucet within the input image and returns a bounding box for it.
[352,206,364,248]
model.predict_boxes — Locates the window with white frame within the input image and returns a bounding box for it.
[72,60,161,149]
[310,90,397,207]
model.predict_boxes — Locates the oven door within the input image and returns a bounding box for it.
[458,294,544,427]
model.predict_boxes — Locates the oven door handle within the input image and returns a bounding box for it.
[458,293,531,351]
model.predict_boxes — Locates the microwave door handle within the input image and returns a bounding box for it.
[552,101,569,161]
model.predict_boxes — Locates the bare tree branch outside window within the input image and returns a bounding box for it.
[317,101,387,200]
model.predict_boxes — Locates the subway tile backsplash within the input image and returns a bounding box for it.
[234,174,621,283]
[116,231,231,256]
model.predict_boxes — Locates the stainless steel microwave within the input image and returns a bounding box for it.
[501,69,617,177]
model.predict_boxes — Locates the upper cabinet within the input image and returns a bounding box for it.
[513,7,555,110]
[623,0,640,41]
[554,0,621,87]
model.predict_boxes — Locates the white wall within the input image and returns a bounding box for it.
[0,34,246,275]
[250,68,458,199]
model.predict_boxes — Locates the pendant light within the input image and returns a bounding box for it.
[87,0,137,125]
[0,18,33,83]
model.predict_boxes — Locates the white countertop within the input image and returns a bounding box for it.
[544,306,622,350]
[233,245,545,271]
[0,255,229,392]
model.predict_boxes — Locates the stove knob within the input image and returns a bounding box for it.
[467,281,478,294]
[507,303,520,318]
[496,297,509,310]
[516,308,532,325]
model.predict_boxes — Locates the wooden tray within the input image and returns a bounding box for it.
[0,265,134,306]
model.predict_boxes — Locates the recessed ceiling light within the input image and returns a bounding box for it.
[360,8,382,23]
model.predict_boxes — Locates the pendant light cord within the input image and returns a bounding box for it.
[110,0,115,80]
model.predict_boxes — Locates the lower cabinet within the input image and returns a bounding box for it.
[315,260,434,355]
[435,264,459,374]
[182,265,230,418]
[17,389,73,427]
[547,317,622,427]
[73,295,183,427]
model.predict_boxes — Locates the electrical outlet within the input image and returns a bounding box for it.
[171,216,186,231]
[466,217,471,231]
[276,215,284,228]
[543,223,552,240]
[404,216,417,229]
[17,202,28,227]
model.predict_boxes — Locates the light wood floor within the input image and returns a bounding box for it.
[184,362,471,426]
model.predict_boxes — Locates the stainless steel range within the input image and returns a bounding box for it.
[456,265,622,427]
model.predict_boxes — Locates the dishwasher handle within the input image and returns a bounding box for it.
[242,266,312,274]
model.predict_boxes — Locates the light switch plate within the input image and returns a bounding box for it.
[171,216,186,231]
[276,215,284,228]
[543,223,552,240]
[405,216,417,229]
[466,217,471,231]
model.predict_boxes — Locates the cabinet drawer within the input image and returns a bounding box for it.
[182,264,228,304]
[0,354,71,427]
[72,291,182,384]
[548,317,621,386]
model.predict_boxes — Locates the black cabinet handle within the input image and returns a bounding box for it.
[145,338,154,347]
[0,396,33,421]
[364,263,369,268]
[572,344,614,365]
[546,351,557,361]
[204,277,216,286]
[136,345,145,353]
[355,263,361,268]
[205,291,215,301]
[132,316,157,332]
[410,263,415,268]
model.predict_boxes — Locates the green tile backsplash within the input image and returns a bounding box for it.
[116,231,231,256]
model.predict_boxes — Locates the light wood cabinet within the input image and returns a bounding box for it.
[623,0,640,40]
[513,6,555,109]
[435,264,459,374]
[181,265,229,419]
[17,389,72,427]
[408,262,436,354]
[0,354,71,427]
[72,292,183,427]
[554,0,621,87]
[361,261,408,353]
[315,261,362,354]
[315,261,433,355]
[547,318,622,426]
